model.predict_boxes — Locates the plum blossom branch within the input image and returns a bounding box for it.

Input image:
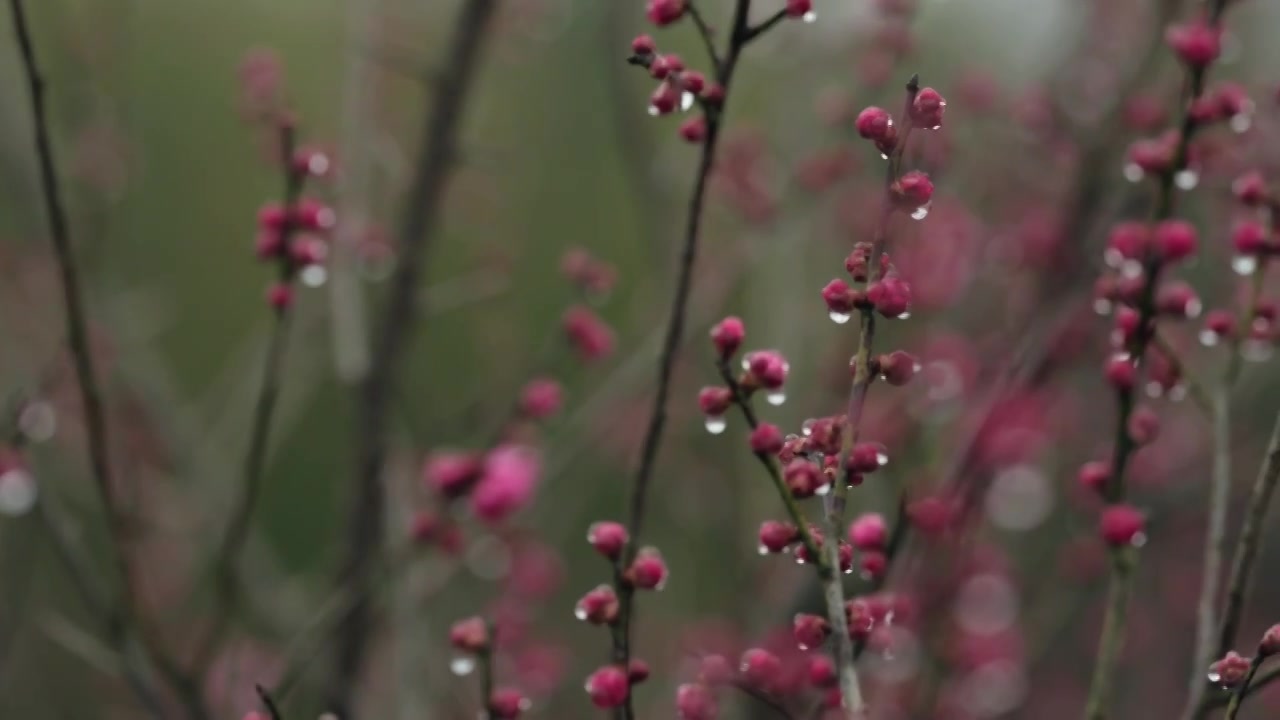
[1086,2,1233,717]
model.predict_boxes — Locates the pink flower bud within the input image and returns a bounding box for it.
[1127,135,1176,175]
[631,34,656,56]
[822,278,856,314]
[519,378,563,420]
[750,423,785,455]
[255,231,285,259]
[907,496,954,536]
[650,55,677,80]
[1128,405,1160,445]
[1166,20,1221,68]
[847,441,889,474]
[793,613,830,650]
[563,306,616,362]
[892,170,934,210]
[266,282,293,310]
[292,148,332,177]
[650,82,680,115]
[784,459,825,499]
[488,688,529,718]
[739,648,781,689]
[423,450,483,496]
[845,598,875,639]
[645,0,686,26]
[258,203,287,231]
[746,350,789,389]
[1233,171,1269,206]
[1100,504,1146,547]
[1204,310,1236,340]
[1105,355,1137,391]
[1106,222,1150,265]
[785,0,813,17]
[878,350,918,386]
[711,316,745,358]
[855,106,895,142]
[627,547,668,589]
[1209,651,1252,686]
[759,520,799,553]
[585,665,631,708]
[293,198,335,231]
[849,513,888,551]
[1078,461,1111,495]
[680,71,706,95]
[1232,220,1268,256]
[807,655,836,687]
[628,659,651,684]
[588,521,629,559]
[449,616,489,653]
[676,683,719,720]
[471,445,541,524]
[1261,625,1280,656]
[1157,283,1201,319]
[867,275,912,318]
[1153,219,1198,263]
[680,116,708,143]
[698,387,733,417]
[911,87,947,129]
[575,585,620,625]
[860,550,887,579]
[698,655,734,686]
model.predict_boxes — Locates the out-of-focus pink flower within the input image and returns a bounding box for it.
[471,445,542,524]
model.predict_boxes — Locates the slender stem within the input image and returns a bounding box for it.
[1084,550,1135,720]
[715,360,826,564]
[8,3,205,716]
[1209,662,1280,709]
[685,2,722,72]
[1216,412,1280,658]
[329,2,498,714]
[195,123,302,674]
[612,4,776,717]
[256,683,285,720]
[1223,657,1264,720]
[728,679,796,719]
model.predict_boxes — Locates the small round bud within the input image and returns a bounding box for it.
[698,655,734,686]
[698,387,733,417]
[867,276,912,319]
[488,688,530,719]
[575,585,620,625]
[676,683,719,720]
[849,513,888,551]
[519,378,563,420]
[628,659,651,684]
[1166,20,1221,68]
[793,613,830,649]
[847,441,889,474]
[892,170,934,210]
[645,0,686,27]
[1233,171,1269,206]
[631,34,657,56]
[679,116,708,143]
[627,547,668,589]
[1209,651,1252,686]
[588,521,629,559]
[807,655,837,687]
[1156,282,1201,319]
[749,423,785,455]
[785,0,813,18]
[822,278,856,315]
[739,648,781,689]
[759,520,800,553]
[1100,504,1146,547]
[1260,625,1280,656]
[1153,219,1198,263]
[423,451,483,496]
[1078,461,1111,495]
[911,87,947,129]
[711,317,745,357]
[1105,355,1137,391]
[585,665,631,708]
[784,459,824,499]
[266,282,293,310]
[1128,406,1160,445]
[877,350,918,386]
[449,616,489,653]
[860,550,887,579]
[855,106,895,142]
[1232,220,1268,256]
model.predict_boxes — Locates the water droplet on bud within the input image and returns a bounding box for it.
[1243,339,1274,363]
[875,452,889,466]
[301,264,328,287]
[705,415,727,434]
[880,153,889,161]
[757,544,770,555]
[1230,114,1252,134]
[1131,531,1148,548]
[1174,169,1199,190]
[681,92,695,112]
[803,10,817,22]
[450,656,476,676]
[1169,385,1188,402]
[910,204,930,221]
[1207,671,1222,683]
[1232,255,1258,276]
[574,606,588,621]
[1121,259,1143,279]
[647,105,660,117]
[18,402,56,442]
[829,310,851,324]
[899,311,912,320]
[1186,298,1203,319]
[1123,163,1144,183]
[1093,299,1113,316]
[815,483,831,496]
[766,390,786,406]
[1145,381,1164,399]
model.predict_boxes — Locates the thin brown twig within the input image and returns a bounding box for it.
[8,2,206,717]
[329,2,499,715]
[256,683,285,720]
[195,122,303,675]
[612,4,782,719]
[1223,655,1265,720]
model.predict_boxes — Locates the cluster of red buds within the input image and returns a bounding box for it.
[576,520,665,708]
[628,34,721,144]
[253,135,334,310]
